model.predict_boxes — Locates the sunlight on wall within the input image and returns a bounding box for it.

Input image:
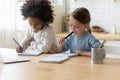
[0,0,17,48]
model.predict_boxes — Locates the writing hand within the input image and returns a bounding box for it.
[16,46,24,53]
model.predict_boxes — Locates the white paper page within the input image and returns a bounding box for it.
[39,55,69,63]
[51,53,77,57]
[18,50,41,56]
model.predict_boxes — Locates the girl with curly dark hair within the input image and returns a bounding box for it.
[16,0,58,53]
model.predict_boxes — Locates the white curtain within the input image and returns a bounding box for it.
[0,0,17,48]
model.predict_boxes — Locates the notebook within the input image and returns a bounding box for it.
[0,54,30,64]
[12,38,42,56]
[0,48,30,64]
[51,53,77,57]
[39,53,77,63]
[18,50,42,56]
[39,55,69,63]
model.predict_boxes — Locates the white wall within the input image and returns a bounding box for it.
[66,0,120,34]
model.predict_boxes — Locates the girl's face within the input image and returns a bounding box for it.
[69,16,88,36]
[28,17,43,33]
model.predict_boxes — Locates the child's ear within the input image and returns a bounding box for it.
[85,24,89,31]
[85,23,91,33]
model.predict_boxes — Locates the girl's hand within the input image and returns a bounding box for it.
[57,37,65,53]
[58,37,65,45]
[76,50,84,56]
[57,44,63,53]
[16,46,24,53]
[76,50,91,57]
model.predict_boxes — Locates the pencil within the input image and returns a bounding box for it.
[99,40,106,48]
[12,38,22,47]
[65,32,73,39]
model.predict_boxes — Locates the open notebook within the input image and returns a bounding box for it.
[0,48,30,64]
[51,53,77,57]
[39,53,77,63]
[12,38,42,56]
[0,54,30,64]
[39,55,69,63]
[18,50,42,56]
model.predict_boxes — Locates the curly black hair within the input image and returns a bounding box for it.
[21,0,54,25]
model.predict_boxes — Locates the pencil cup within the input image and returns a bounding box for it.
[91,48,106,64]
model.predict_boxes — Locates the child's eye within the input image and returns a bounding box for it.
[75,26,80,29]
[29,23,32,26]
[34,24,37,27]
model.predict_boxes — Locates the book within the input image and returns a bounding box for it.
[18,50,42,56]
[39,53,77,63]
[0,48,30,64]
[51,53,77,57]
[0,56,30,64]
[39,55,69,63]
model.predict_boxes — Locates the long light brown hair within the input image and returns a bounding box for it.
[72,7,91,33]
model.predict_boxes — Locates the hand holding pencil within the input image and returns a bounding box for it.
[57,32,73,53]
[13,38,24,53]
[16,46,24,53]
[58,32,73,44]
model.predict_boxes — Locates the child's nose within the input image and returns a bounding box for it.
[31,25,36,29]
[71,26,75,30]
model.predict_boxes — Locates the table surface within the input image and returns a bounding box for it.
[56,32,120,40]
[0,48,120,80]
